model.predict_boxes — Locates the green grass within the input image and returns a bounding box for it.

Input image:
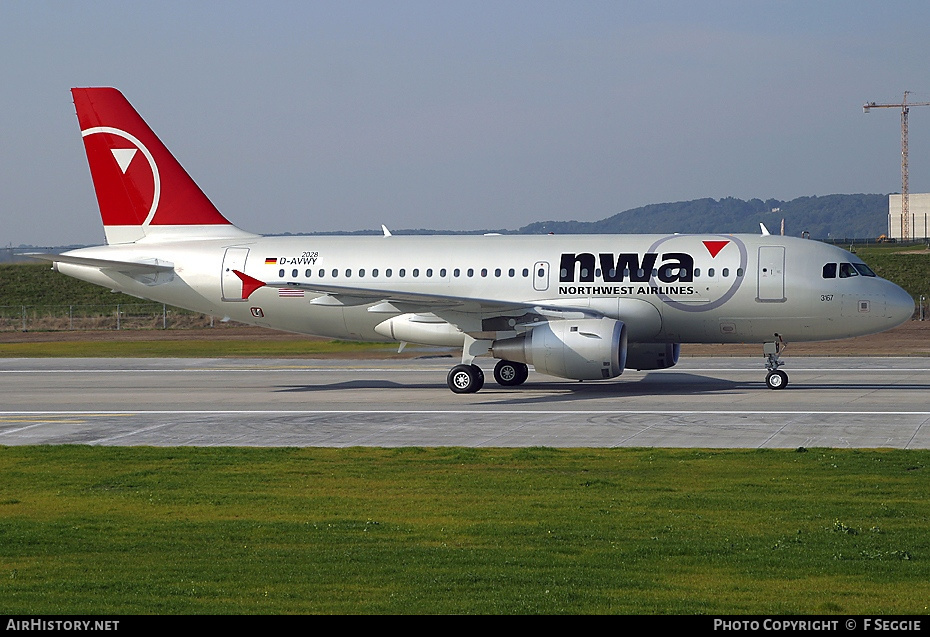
[1,446,928,614]
[0,339,397,358]
[0,263,145,306]
[854,244,930,301]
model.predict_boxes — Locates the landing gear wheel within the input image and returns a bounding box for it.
[493,360,529,386]
[765,370,788,390]
[447,364,485,394]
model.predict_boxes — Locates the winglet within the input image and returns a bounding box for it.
[233,270,265,299]
[760,222,771,236]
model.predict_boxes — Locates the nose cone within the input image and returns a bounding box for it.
[885,282,915,328]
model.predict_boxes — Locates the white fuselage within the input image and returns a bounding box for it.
[55,232,914,347]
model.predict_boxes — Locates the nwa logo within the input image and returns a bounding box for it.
[559,252,693,283]
[557,236,749,313]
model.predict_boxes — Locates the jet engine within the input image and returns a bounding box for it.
[490,318,627,380]
[624,342,680,370]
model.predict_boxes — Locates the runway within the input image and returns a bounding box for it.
[1,357,929,448]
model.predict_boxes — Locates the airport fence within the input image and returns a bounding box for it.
[823,238,930,248]
[1,296,926,333]
[0,303,236,332]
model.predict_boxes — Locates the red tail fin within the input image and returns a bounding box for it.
[72,87,252,244]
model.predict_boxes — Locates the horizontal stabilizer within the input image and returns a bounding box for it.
[29,253,174,274]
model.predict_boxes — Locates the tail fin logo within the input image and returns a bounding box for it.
[111,148,137,174]
[81,126,161,227]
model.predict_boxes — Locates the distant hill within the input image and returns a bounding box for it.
[303,193,890,239]
[516,194,889,239]
[8,194,891,250]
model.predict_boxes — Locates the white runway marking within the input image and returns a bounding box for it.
[2,366,930,374]
[2,409,929,416]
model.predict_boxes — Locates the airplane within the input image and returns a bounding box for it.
[37,87,915,393]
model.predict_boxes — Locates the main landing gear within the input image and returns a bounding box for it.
[763,336,788,390]
[493,360,529,387]
[446,360,529,393]
[447,364,484,394]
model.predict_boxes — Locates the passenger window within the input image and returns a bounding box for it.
[440,268,447,277]
[694,268,701,277]
[279,269,285,277]
[722,268,729,277]
[291,269,298,278]
[736,268,743,277]
[495,268,502,277]
[508,268,515,277]
[386,269,392,277]
[345,269,351,277]
[708,268,715,277]
[454,269,460,277]
[399,269,405,277]
[359,269,365,277]
[331,269,338,277]
[413,269,419,277]
[305,269,311,277]
[318,269,324,277]
[372,269,379,277]
[481,268,488,277]
[467,268,474,277]
[822,263,837,278]
[426,269,433,277]
[523,268,529,277]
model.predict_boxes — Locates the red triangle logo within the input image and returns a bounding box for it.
[703,240,729,258]
[233,270,266,300]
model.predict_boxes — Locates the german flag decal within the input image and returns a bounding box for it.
[265,257,277,265]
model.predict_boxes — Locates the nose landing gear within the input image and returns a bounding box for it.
[763,336,788,390]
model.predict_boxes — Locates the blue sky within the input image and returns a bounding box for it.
[3,1,930,245]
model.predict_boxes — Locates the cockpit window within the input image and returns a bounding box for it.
[839,263,859,278]
[853,263,876,277]
[822,263,837,278]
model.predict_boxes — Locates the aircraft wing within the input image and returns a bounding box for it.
[248,272,599,335]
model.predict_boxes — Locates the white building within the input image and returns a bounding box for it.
[889,193,930,240]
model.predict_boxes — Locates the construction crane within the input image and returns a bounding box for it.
[863,91,930,240]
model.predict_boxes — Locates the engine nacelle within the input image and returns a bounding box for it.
[491,318,627,380]
[625,342,680,370]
